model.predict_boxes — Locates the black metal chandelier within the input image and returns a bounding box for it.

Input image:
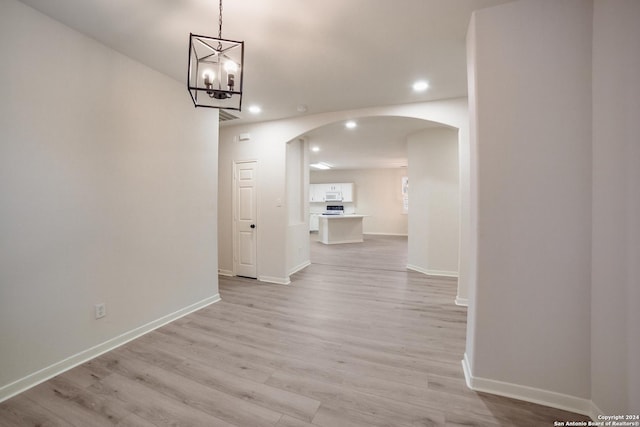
[187,0,244,110]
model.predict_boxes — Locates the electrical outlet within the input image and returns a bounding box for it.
[95,303,106,319]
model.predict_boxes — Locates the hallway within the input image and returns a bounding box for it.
[0,235,589,426]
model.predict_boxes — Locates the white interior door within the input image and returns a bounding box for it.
[234,161,257,278]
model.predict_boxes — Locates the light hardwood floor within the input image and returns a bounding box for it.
[0,234,589,426]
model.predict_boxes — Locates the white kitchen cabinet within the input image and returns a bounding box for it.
[309,213,320,231]
[340,183,354,202]
[309,182,355,202]
[309,184,326,202]
[309,184,316,202]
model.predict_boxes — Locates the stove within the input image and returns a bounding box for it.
[323,205,344,215]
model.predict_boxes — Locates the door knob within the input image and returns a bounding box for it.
[250,224,256,229]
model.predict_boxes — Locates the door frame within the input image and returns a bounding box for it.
[232,159,258,278]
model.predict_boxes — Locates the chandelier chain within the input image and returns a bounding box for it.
[218,0,223,39]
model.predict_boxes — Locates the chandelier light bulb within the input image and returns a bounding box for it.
[202,70,215,85]
[224,61,237,90]
[224,60,238,73]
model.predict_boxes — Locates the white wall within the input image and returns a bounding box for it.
[407,128,459,278]
[286,139,310,275]
[218,126,289,283]
[311,168,408,236]
[0,0,220,401]
[591,0,640,415]
[466,0,593,413]
[219,99,470,293]
[464,12,480,367]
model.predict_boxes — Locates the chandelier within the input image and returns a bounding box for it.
[187,0,244,110]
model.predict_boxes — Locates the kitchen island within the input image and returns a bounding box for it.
[318,214,367,244]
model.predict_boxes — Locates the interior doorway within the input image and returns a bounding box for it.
[303,118,460,282]
[233,160,257,278]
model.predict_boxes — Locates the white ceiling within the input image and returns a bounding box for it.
[18,0,511,169]
[305,116,444,170]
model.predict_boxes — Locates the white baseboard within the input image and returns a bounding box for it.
[589,400,604,423]
[455,296,468,306]
[223,272,293,286]
[258,275,291,285]
[0,294,221,403]
[218,269,233,277]
[363,232,408,237]
[461,353,593,417]
[462,352,474,389]
[288,260,311,276]
[406,264,459,278]
[321,239,363,245]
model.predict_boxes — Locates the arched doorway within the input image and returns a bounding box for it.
[298,116,460,283]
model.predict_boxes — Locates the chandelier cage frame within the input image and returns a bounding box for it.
[187,0,244,110]
[187,33,244,110]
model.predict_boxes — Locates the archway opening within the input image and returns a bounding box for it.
[285,114,461,294]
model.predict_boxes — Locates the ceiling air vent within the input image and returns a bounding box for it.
[219,110,238,122]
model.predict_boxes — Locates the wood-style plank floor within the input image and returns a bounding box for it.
[0,234,590,426]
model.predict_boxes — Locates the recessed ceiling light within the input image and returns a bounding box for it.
[345,120,357,129]
[412,80,429,92]
[311,146,320,152]
[248,105,261,114]
[310,162,331,170]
